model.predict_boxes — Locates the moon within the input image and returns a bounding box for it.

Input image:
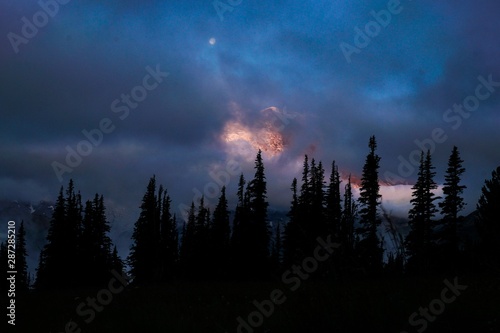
[209,38,216,45]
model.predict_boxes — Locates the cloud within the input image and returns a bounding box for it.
[0,0,498,233]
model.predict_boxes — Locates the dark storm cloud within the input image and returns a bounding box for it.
[0,0,499,232]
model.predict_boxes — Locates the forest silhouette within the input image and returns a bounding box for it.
[2,136,499,332]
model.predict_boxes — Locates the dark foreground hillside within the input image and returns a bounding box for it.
[16,274,499,333]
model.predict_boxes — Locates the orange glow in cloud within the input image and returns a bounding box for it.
[221,104,287,161]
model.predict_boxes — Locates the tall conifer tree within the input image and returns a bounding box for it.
[180,202,196,277]
[111,246,125,277]
[36,180,83,289]
[15,221,29,291]
[475,166,500,269]
[341,175,356,253]
[357,136,383,273]
[128,176,159,284]
[326,161,342,238]
[405,151,439,273]
[246,150,270,276]
[284,178,302,266]
[311,160,326,238]
[211,187,230,277]
[80,195,113,286]
[437,146,466,269]
[230,174,247,276]
[159,190,178,280]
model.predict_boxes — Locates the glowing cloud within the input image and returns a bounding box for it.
[221,104,289,162]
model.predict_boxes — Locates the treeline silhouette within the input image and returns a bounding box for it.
[2,137,499,290]
[3,180,125,290]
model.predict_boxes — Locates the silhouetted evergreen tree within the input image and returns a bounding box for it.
[437,146,466,271]
[210,187,230,278]
[128,179,177,282]
[326,161,342,238]
[300,155,311,208]
[296,155,322,256]
[193,197,210,276]
[80,194,113,286]
[356,136,383,274]
[36,180,120,289]
[230,174,248,277]
[159,190,178,281]
[180,202,196,277]
[284,178,303,266]
[155,185,164,265]
[310,159,326,239]
[230,151,271,278]
[15,221,29,291]
[298,155,313,246]
[36,180,83,289]
[231,174,247,244]
[337,175,362,277]
[475,166,500,270]
[80,199,94,278]
[65,181,83,280]
[244,150,270,277]
[285,155,333,270]
[341,175,357,254]
[128,176,159,284]
[405,151,439,274]
[111,245,125,276]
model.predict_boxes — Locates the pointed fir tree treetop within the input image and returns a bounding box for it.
[358,135,382,234]
[439,146,467,218]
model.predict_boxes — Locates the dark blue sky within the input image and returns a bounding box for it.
[1,0,499,229]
